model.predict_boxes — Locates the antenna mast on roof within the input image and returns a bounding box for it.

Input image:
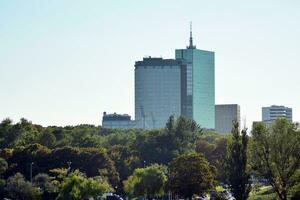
[187,21,196,49]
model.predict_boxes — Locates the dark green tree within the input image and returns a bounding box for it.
[133,116,201,165]
[226,121,251,200]
[33,173,57,199]
[196,137,228,182]
[37,130,56,148]
[0,157,8,197]
[6,172,42,200]
[169,153,214,199]
[0,157,8,175]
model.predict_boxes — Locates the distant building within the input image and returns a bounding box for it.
[215,104,240,134]
[102,112,136,129]
[262,105,293,124]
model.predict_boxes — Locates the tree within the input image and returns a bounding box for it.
[251,118,300,200]
[108,144,141,193]
[56,170,113,200]
[0,157,8,197]
[0,157,8,175]
[6,172,41,200]
[123,164,168,198]
[290,168,300,200]
[169,153,214,199]
[133,116,202,165]
[33,173,52,190]
[226,121,251,200]
[33,173,58,199]
[7,144,119,186]
[196,137,228,182]
[37,130,56,148]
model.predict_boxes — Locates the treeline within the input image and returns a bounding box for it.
[0,116,300,200]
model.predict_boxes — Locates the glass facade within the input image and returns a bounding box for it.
[176,48,215,129]
[135,58,185,129]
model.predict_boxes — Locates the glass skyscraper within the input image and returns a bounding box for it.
[135,58,187,129]
[175,28,215,129]
[134,26,215,129]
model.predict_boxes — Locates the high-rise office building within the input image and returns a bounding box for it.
[262,105,293,123]
[134,25,215,129]
[135,57,187,129]
[175,25,215,129]
[215,104,240,134]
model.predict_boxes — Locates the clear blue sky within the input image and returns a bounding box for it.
[1,0,299,128]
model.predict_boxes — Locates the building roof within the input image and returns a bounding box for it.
[135,57,186,67]
[102,112,131,121]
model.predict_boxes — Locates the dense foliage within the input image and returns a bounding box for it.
[1,116,299,199]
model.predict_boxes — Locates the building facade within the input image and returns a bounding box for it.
[135,57,186,129]
[215,104,240,134]
[262,105,293,123]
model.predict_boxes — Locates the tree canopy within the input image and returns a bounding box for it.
[251,118,300,200]
[169,152,214,199]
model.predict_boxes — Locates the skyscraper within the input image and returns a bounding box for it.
[134,24,215,129]
[134,57,187,129]
[175,24,215,129]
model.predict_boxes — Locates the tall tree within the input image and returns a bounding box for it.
[169,153,214,199]
[226,121,251,200]
[251,118,300,200]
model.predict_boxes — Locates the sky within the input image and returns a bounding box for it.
[0,0,300,128]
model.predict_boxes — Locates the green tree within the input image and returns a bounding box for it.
[56,170,113,200]
[108,144,141,193]
[0,118,13,147]
[33,173,52,190]
[37,130,56,148]
[6,172,42,200]
[123,164,168,198]
[133,116,201,165]
[196,137,228,182]
[0,157,8,197]
[169,153,214,199]
[0,157,8,175]
[226,121,251,200]
[251,119,300,200]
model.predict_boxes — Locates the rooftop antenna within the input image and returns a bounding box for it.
[187,21,196,49]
